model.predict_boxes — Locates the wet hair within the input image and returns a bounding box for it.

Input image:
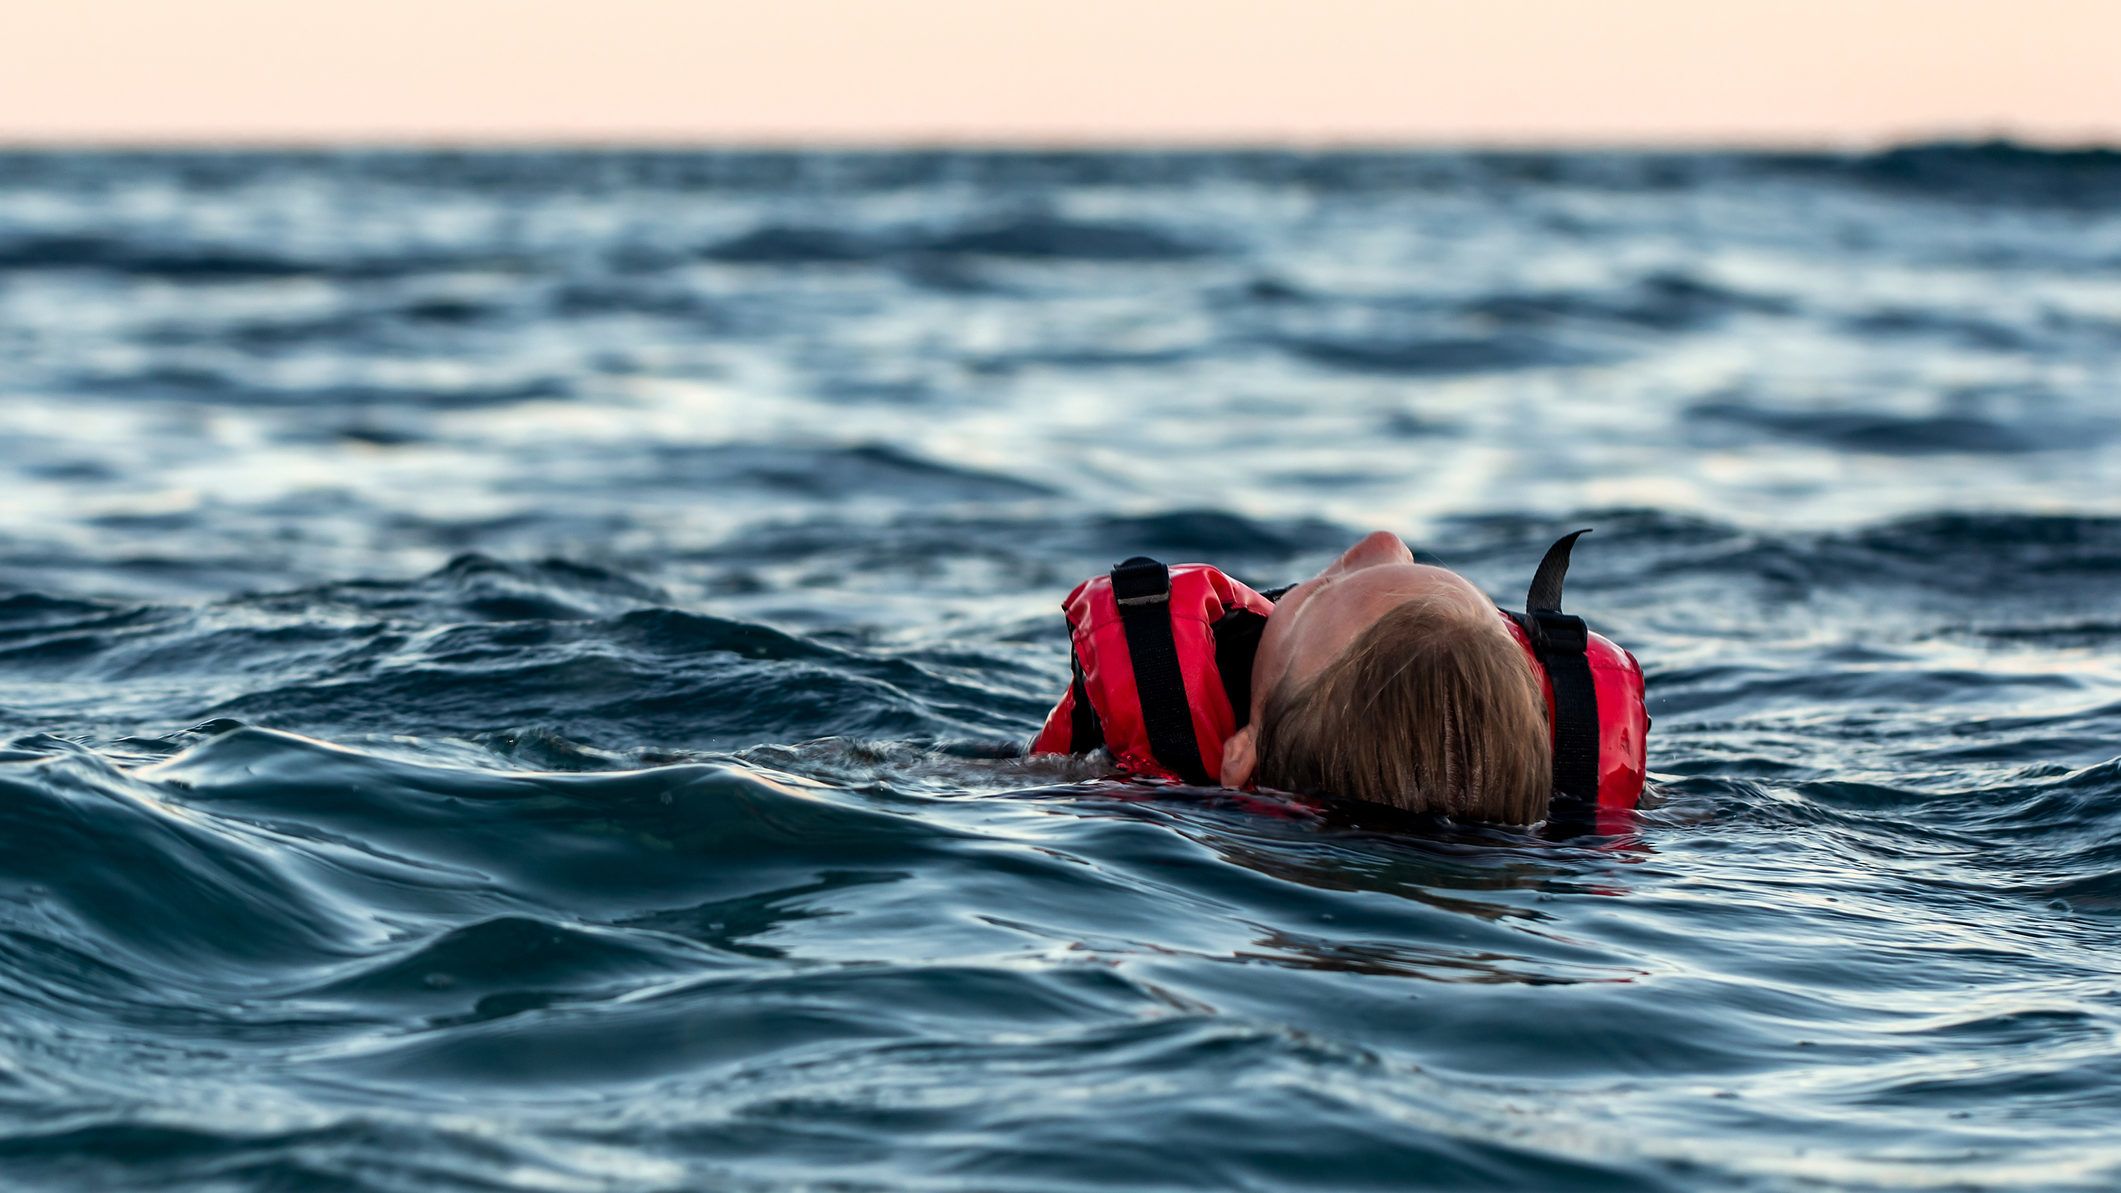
[1252,596,1552,824]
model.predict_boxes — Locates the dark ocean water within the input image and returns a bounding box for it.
[1,147,2119,1191]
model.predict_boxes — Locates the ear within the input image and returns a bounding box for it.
[1220,725,1258,789]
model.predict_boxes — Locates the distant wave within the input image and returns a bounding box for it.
[7,139,2115,196]
[701,214,1210,265]
[0,231,523,280]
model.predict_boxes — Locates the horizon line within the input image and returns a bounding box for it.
[0,127,2112,155]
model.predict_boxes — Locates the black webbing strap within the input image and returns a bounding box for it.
[1110,556,1211,785]
[1211,606,1269,731]
[1518,530,1600,826]
[1067,649,1104,754]
[1526,529,1583,614]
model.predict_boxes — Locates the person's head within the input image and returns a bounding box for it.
[1219,531,1551,823]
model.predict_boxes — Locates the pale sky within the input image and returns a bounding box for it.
[2,0,2116,145]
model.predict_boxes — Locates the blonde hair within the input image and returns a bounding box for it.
[1252,597,1552,824]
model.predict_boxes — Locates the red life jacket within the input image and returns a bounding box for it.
[1031,533,1649,825]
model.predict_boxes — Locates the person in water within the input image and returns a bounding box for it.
[1031,530,1648,828]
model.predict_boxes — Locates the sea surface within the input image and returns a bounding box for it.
[1,147,2118,1191]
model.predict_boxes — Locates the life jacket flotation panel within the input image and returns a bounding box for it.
[1032,532,1649,826]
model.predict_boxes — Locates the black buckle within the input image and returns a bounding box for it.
[1110,557,1171,607]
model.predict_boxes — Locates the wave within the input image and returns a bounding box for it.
[0,231,524,282]
[700,215,1211,266]
[1474,509,2121,598]
[0,553,1050,750]
[640,442,1056,501]
[918,215,1210,261]
[1465,271,1792,332]
[1831,140,2121,207]
[0,234,317,280]
[701,225,888,264]
[78,363,573,410]
[1276,329,1599,375]
[1687,400,2059,455]
[0,741,372,979]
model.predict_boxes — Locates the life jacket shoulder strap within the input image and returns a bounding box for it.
[1502,529,1651,826]
[1109,557,1210,785]
[1508,530,1602,828]
[1210,604,1270,733]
